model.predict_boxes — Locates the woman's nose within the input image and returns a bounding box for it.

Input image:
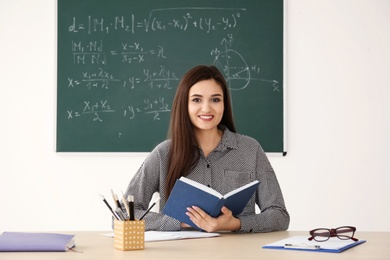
[201,101,211,113]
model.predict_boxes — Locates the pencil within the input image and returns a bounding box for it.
[140,198,160,220]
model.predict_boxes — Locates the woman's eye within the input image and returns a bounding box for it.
[212,98,221,102]
[192,98,201,102]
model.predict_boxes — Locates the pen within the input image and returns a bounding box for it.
[112,189,127,216]
[128,195,135,221]
[111,189,121,208]
[121,192,131,220]
[99,194,120,220]
[139,197,160,220]
[115,207,126,221]
[284,243,321,250]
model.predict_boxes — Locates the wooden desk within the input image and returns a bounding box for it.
[1,231,388,259]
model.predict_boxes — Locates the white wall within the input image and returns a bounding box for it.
[1,0,389,232]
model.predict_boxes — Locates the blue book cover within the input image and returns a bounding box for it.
[163,177,260,229]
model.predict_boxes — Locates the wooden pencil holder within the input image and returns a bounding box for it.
[113,219,145,251]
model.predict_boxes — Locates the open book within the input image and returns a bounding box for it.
[163,177,260,228]
[0,232,75,252]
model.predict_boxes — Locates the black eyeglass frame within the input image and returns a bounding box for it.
[308,226,359,242]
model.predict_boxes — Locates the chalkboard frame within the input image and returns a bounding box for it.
[56,0,287,155]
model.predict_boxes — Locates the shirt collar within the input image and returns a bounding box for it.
[216,125,238,151]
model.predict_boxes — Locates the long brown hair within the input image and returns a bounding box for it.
[166,65,236,198]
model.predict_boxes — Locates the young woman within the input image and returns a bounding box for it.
[124,65,289,233]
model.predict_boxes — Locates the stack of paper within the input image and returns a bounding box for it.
[103,230,220,242]
[0,232,75,252]
[145,231,220,242]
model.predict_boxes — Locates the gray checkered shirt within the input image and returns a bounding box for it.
[124,126,289,233]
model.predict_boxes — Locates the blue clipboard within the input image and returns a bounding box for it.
[263,235,366,253]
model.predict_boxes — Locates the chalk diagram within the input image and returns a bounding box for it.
[213,35,250,91]
[212,34,280,92]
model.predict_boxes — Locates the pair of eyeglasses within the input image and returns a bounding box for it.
[308,226,359,242]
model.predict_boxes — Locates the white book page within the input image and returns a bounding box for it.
[224,180,260,198]
[179,177,222,198]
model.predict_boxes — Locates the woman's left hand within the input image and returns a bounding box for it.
[185,206,241,232]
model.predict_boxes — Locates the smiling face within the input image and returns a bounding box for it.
[188,79,224,133]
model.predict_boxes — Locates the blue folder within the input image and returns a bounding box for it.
[0,232,75,252]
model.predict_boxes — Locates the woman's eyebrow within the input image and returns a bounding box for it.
[190,93,222,97]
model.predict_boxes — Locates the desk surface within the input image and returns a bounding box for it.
[1,231,389,260]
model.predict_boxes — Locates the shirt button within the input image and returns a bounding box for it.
[207,164,210,168]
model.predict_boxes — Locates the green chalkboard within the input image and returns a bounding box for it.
[57,0,285,153]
